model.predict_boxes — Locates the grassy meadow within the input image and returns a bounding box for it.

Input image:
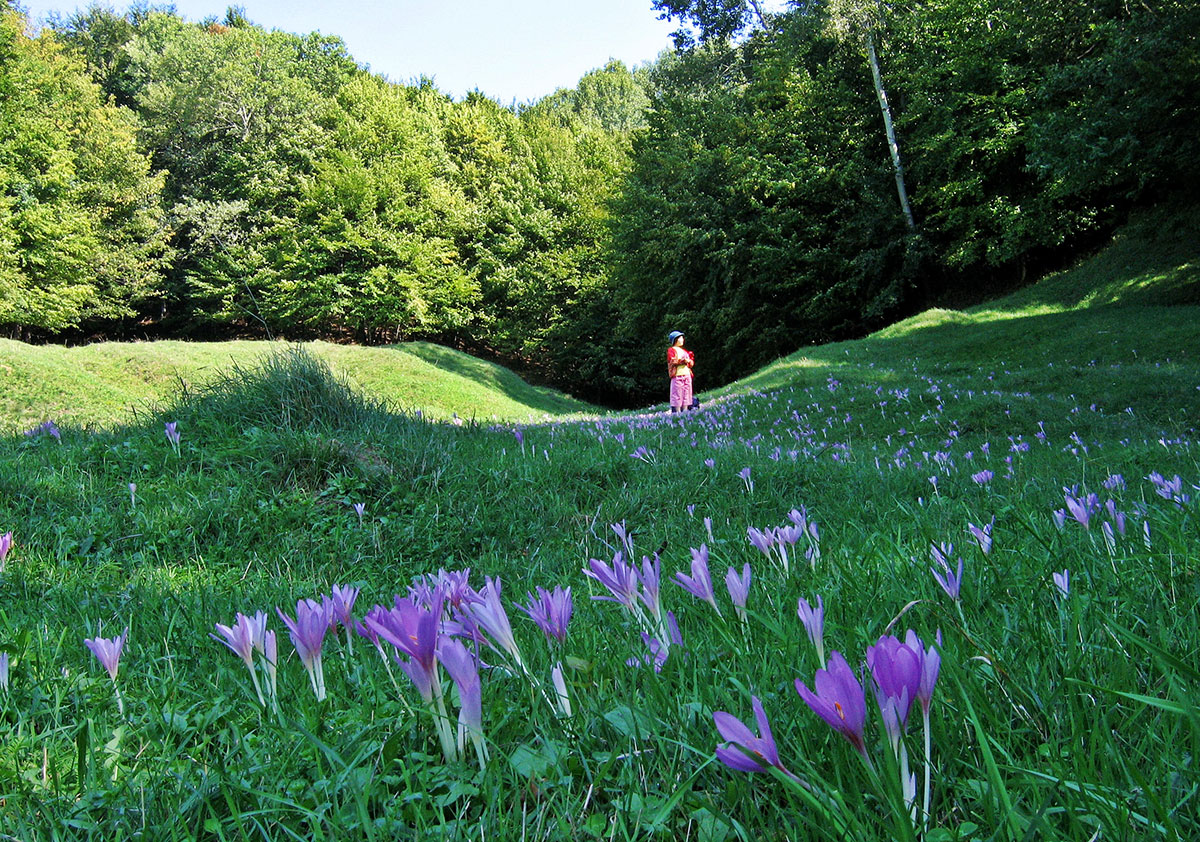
[0,339,592,435]
[0,208,1198,840]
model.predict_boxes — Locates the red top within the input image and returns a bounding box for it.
[668,346,694,378]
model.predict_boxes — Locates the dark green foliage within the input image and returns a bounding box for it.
[607,22,915,395]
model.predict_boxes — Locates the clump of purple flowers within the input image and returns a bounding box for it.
[24,420,60,441]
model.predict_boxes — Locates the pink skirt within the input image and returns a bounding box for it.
[670,376,693,410]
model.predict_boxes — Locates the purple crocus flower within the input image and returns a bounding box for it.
[866,635,923,728]
[905,629,941,718]
[797,596,826,667]
[330,585,360,630]
[635,555,664,623]
[0,531,12,569]
[164,421,181,448]
[714,696,797,779]
[738,466,753,493]
[1104,499,1126,535]
[725,564,751,622]
[277,598,333,701]
[25,420,60,440]
[930,544,964,602]
[775,524,803,546]
[1064,493,1091,528]
[212,612,264,670]
[462,577,525,670]
[971,469,993,485]
[967,518,994,555]
[611,521,634,558]
[1052,569,1070,597]
[628,611,683,672]
[212,611,269,705]
[787,507,809,531]
[437,637,487,767]
[673,545,720,615]
[417,567,472,611]
[795,651,869,760]
[366,595,442,702]
[584,552,639,610]
[85,628,128,682]
[0,651,8,692]
[519,585,573,643]
[747,526,775,556]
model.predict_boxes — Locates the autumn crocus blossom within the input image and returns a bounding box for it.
[714,695,797,779]
[330,584,360,653]
[584,552,640,610]
[967,518,994,555]
[85,628,129,715]
[866,635,923,728]
[1053,569,1070,597]
[797,596,826,667]
[366,594,442,702]
[463,577,525,671]
[519,585,573,643]
[438,637,487,769]
[930,544,964,602]
[674,545,720,615]
[277,599,332,701]
[213,612,269,705]
[212,615,256,667]
[725,564,751,622]
[795,650,869,760]
[85,629,128,682]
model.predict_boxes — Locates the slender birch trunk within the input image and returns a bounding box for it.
[866,32,917,231]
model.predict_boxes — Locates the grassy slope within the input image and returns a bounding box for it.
[721,203,1200,427]
[0,338,592,434]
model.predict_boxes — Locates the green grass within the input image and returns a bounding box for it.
[0,338,592,435]
[0,204,1198,840]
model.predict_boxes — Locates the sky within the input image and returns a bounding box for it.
[16,0,685,105]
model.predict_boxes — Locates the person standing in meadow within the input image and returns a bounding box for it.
[667,330,695,412]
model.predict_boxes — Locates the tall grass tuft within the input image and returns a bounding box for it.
[163,345,394,436]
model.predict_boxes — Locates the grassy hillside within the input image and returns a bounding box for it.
[0,205,1197,840]
[725,203,1200,427]
[0,338,592,434]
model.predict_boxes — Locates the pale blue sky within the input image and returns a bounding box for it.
[17,0,689,104]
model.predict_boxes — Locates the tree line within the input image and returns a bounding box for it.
[2,1,1196,405]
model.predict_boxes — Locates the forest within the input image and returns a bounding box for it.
[1,0,1197,404]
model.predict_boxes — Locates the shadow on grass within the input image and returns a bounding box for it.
[390,342,589,417]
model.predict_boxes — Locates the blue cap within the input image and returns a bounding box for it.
[667,330,684,343]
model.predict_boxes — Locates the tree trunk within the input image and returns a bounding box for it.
[866,32,917,231]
